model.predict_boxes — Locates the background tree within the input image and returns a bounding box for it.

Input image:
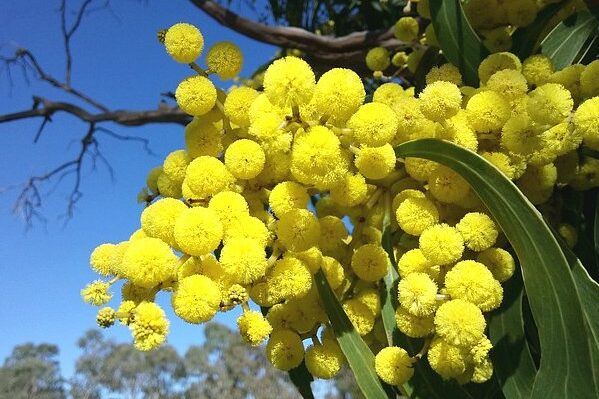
[0,343,66,399]
[0,0,407,226]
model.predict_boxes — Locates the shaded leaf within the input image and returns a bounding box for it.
[540,9,599,69]
[394,139,599,399]
[287,361,315,399]
[314,270,394,398]
[488,271,537,399]
[511,2,566,58]
[429,0,488,85]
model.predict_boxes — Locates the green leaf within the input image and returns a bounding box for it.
[429,0,488,86]
[540,9,599,70]
[511,1,566,58]
[394,139,599,399]
[287,362,315,399]
[314,270,394,398]
[488,272,537,399]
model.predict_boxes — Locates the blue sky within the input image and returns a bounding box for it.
[0,0,277,377]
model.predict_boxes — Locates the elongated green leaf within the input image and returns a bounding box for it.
[594,191,599,269]
[287,362,315,399]
[511,1,566,58]
[314,270,394,398]
[540,9,599,70]
[488,272,537,399]
[394,139,599,399]
[429,0,488,86]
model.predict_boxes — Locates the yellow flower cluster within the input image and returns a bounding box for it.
[81,22,599,390]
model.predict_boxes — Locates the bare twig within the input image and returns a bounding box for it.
[0,96,190,126]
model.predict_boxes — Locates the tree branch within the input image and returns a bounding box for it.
[188,0,405,69]
[0,96,190,126]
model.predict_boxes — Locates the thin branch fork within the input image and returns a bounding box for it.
[0,96,190,126]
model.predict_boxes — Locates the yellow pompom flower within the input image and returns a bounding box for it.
[288,247,322,275]
[157,173,182,199]
[277,208,320,251]
[581,60,599,98]
[343,299,375,335]
[96,307,116,328]
[311,68,365,123]
[516,163,557,205]
[351,244,389,282]
[224,139,265,180]
[427,337,470,380]
[266,329,305,371]
[176,75,217,116]
[486,69,528,100]
[466,91,510,133]
[116,300,136,326]
[206,41,243,80]
[224,214,270,247]
[81,280,112,306]
[172,275,221,323]
[219,238,267,285]
[354,144,396,180]
[404,157,438,182]
[476,247,515,283]
[394,17,419,42]
[575,97,599,150]
[398,272,438,317]
[478,52,521,85]
[419,224,464,265]
[330,173,368,207]
[268,257,313,301]
[164,23,203,63]
[347,102,398,147]
[522,54,554,86]
[481,152,518,180]
[355,287,382,317]
[269,181,309,218]
[482,27,512,53]
[418,81,462,122]
[237,310,273,346]
[398,248,438,279]
[456,212,498,251]
[305,340,345,379]
[428,165,470,203]
[90,243,117,276]
[392,51,409,67]
[184,156,235,199]
[224,86,259,127]
[146,166,162,195]
[426,63,462,86]
[140,198,187,247]
[445,260,503,311]
[322,256,346,289]
[365,47,390,71]
[263,56,315,107]
[396,196,439,236]
[375,346,414,386]
[318,216,349,254]
[129,302,169,351]
[527,83,573,125]
[121,237,177,288]
[434,299,486,347]
[208,191,249,228]
[558,223,578,248]
[472,357,494,383]
[163,150,190,184]
[174,207,223,256]
[291,126,347,189]
[184,118,222,158]
[121,281,157,304]
[395,307,434,337]
[373,83,405,106]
